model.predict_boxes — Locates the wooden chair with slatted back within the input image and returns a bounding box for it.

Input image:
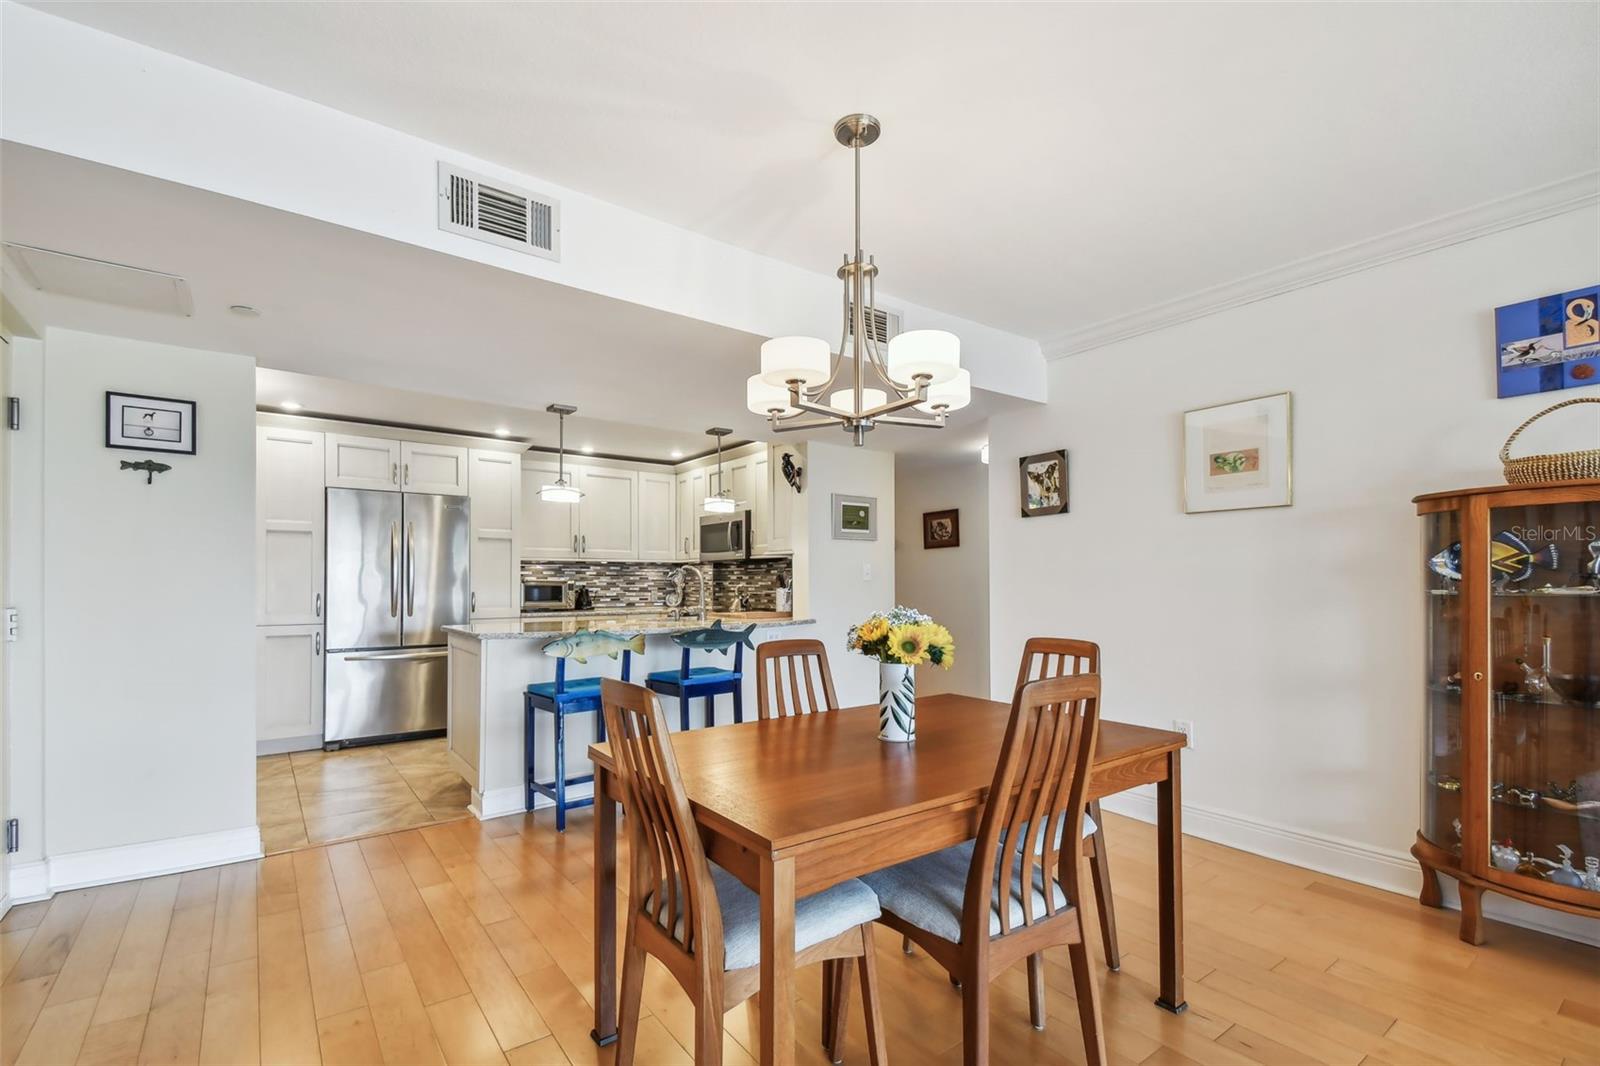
[755,638,841,719]
[862,673,1108,1066]
[600,678,888,1066]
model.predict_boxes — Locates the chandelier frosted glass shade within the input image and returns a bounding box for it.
[915,368,971,413]
[830,387,887,414]
[746,375,799,417]
[887,330,961,386]
[539,480,582,504]
[759,336,831,387]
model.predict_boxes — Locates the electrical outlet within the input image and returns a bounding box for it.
[1172,719,1195,750]
[862,562,872,581]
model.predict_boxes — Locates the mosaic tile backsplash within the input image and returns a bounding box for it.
[522,557,793,611]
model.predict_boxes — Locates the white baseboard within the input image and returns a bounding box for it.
[256,734,323,756]
[1099,789,1600,948]
[469,782,596,821]
[8,826,263,901]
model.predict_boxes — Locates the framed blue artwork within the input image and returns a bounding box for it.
[1495,286,1600,398]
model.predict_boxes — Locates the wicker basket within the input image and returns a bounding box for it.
[1499,396,1600,485]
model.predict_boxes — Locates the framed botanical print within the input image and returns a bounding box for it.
[922,508,960,549]
[1019,450,1068,517]
[105,391,197,455]
[1183,392,1292,514]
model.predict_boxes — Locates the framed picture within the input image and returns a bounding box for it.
[1183,391,1292,514]
[831,493,877,541]
[922,508,960,549]
[105,391,197,454]
[1495,286,1600,397]
[1019,450,1068,517]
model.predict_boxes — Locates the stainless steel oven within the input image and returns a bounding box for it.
[522,578,574,612]
[699,511,750,561]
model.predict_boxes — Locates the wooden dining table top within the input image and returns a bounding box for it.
[588,691,1187,855]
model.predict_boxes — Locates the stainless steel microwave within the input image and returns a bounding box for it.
[699,511,750,561]
[521,578,573,612]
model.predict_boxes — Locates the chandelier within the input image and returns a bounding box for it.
[746,114,969,447]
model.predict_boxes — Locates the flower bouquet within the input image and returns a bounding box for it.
[846,606,954,742]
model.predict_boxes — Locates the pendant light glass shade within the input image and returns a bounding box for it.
[830,387,887,414]
[746,375,799,417]
[702,493,737,514]
[760,336,831,387]
[915,368,971,413]
[887,329,960,386]
[539,481,582,504]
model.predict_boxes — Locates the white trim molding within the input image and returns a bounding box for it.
[7,826,263,902]
[469,782,596,822]
[1100,788,1599,948]
[6,861,50,906]
[1045,171,1600,359]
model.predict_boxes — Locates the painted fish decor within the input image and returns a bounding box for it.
[120,459,171,484]
[541,630,645,663]
[670,619,757,656]
[1429,530,1558,583]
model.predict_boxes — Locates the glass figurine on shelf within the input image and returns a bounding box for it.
[1490,840,1520,872]
[1586,541,1600,586]
[1583,856,1600,892]
[1513,634,1562,702]
[1546,845,1586,888]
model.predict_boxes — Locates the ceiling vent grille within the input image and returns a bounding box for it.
[846,302,901,353]
[437,162,560,261]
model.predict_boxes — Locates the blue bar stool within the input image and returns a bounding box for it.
[525,651,631,831]
[646,644,745,730]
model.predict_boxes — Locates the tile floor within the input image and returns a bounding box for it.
[257,738,472,854]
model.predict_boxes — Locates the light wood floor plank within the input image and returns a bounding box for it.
[316,1006,384,1066]
[366,863,471,1007]
[426,993,509,1066]
[361,962,445,1066]
[136,944,208,1064]
[256,908,321,1065]
[198,957,259,1066]
[304,925,367,1019]
[8,888,98,983]
[1,975,57,1066]
[44,883,139,1008]
[292,849,346,934]
[14,996,97,1066]
[90,876,181,1027]
[75,1015,146,1066]
[208,862,258,968]
[417,882,549,1051]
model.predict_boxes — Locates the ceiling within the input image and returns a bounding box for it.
[29,2,1599,345]
[0,144,1005,461]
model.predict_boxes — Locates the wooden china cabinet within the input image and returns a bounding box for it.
[1413,480,1600,943]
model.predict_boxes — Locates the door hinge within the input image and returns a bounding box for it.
[5,397,18,431]
[3,607,17,643]
[5,819,18,854]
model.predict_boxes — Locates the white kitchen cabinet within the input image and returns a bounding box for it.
[677,467,708,559]
[638,470,678,562]
[256,425,325,626]
[752,451,771,555]
[468,449,521,618]
[325,433,401,491]
[520,458,578,559]
[766,443,800,555]
[575,466,638,559]
[401,441,469,495]
[256,623,325,752]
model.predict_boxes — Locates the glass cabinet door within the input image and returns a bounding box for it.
[1483,499,1600,897]
[1422,508,1465,855]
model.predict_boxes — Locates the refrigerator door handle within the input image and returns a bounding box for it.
[341,649,447,662]
[406,521,416,616]
[389,522,400,617]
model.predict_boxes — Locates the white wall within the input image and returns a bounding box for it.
[40,329,258,871]
[895,458,989,699]
[987,206,1600,941]
[796,441,896,707]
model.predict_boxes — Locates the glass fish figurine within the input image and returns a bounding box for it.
[1429,530,1559,583]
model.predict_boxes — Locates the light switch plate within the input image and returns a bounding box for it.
[862,563,872,581]
[3,607,17,642]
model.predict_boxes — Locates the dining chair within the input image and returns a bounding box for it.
[755,638,840,718]
[1014,638,1121,974]
[600,678,889,1066]
[861,673,1108,1066]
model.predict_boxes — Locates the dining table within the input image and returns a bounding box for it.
[587,691,1189,1064]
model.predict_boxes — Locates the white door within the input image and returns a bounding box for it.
[401,441,469,495]
[256,425,326,625]
[520,458,578,559]
[638,470,678,562]
[576,466,638,559]
[768,444,799,555]
[468,450,522,618]
[0,335,9,896]
[752,451,771,555]
[256,624,325,751]
[325,433,401,491]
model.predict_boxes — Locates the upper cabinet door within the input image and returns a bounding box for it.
[326,433,401,491]
[520,458,578,560]
[676,471,695,561]
[767,443,799,555]
[576,466,639,559]
[401,441,469,495]
[257,426,326,625]
[638,470,678,562]
[468,450,521,619]
[751,451,771,556]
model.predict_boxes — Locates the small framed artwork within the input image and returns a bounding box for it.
[923,508,960,549]
[1019,450,1068,517]
[831,493,877,541]
[1495,285,1600,397]
[105,391,197,454]
[1183,391,1292,514]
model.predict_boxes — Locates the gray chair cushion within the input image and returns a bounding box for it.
[645,864,881,971]
[861,840,1073,944]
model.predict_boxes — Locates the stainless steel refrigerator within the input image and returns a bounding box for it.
[323,488,471,747]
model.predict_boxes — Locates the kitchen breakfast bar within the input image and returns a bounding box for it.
[443,612,817,819]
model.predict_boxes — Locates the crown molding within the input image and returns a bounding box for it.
[1044,171,1600,360]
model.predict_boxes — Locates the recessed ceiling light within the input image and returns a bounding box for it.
[229,304,260,316]
[493,427,510,438]
[580,444,594,454]
[670,449,684,459]
[280,401,302,412]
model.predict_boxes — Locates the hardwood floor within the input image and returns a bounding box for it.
[2,810,1596,1065]
[258,738,472,854]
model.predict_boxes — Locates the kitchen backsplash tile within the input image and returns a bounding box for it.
[522,557,792,611]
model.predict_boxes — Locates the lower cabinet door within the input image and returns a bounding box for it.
[256,624,325,751]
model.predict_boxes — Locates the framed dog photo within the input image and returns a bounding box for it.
[1019,450,1068,517]
[106,392,197,454]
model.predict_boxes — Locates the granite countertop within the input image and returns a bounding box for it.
[444,612,815,641]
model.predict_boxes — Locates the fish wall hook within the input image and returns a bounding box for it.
[120,459,172,485]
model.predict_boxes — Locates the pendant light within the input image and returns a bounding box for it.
[702,427,737,514]
[539,403,583,503]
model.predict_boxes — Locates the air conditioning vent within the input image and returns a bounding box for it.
[437,162,560,261]
[845,302,901,352]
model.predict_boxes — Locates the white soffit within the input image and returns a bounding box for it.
[3,242,194,317]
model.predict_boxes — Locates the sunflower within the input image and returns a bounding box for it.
[857,616,890,643]
[888,625,931,666]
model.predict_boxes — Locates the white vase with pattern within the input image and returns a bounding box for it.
[878,662,916,742]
